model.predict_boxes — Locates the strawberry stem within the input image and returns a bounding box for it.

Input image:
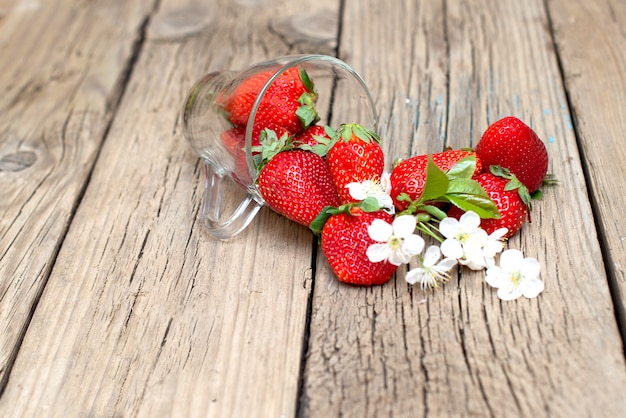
[309,196,381,235]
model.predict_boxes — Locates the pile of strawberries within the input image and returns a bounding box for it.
[218,66,551,286]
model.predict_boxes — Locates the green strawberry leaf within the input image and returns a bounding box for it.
[296,98,319,128]
[359,196,382,212]
[299,68,316,94]
[324,125,337,139]
[252,129,293,174]
[309,206,335,235]
[419,157,449,203]
[309,197,381,235]
[444,194,500,219]
[489,165,533,207]
[335,123,380,144]
[446,156,477,180]
[447,178,490,197]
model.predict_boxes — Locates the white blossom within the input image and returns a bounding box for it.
[485,249,544,301]
[367,215,424,266]
[346,172,395,214]
[406,246,457,290]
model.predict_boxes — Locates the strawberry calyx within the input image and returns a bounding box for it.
[335,123,381,145]
[295,69,320,129]
[295,125,337,157]
[251,129,294,175]
[310,196,381,235]
[488,165,533,208]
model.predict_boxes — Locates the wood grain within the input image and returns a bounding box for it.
[0,0,156,391]
[548,0,626,334]
[299,0,626,417]
[0,0,339,416]
[1,0,625,416]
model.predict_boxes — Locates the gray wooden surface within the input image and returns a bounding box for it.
[1,0,625,416]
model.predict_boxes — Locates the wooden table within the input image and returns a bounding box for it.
[1,0,625,416]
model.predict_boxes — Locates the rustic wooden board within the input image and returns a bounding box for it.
[548,0,626,333]
[0,0,340,416]
[0,0,156,391]
[299,0,626,417]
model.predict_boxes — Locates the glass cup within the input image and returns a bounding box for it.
[182,54,377,240]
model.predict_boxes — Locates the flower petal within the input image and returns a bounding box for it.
[460,210,481,230]
[499,249,524,271]
[388,249,411,266]
[405,268,425,285]
[520,257,541,279]
[380,172,392,194]
[392,215,417,238]
[346,182,367,200]
[437,258,458,272]
[441,238,463,259]
[423,245,442,267]
[366,243,391,263]
[439,217,459,238]
[521,277,545,298]
[497,285,522,301]
[403,234,425,256]
[368,219,393,242]
[485,266,504,288]
[489,228,509,240]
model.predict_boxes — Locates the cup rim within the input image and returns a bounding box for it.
[243,54,378,193]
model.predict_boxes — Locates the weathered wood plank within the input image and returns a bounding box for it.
[548,0,626,334]
[0,0,340,416]
[300,0,626,417]
[0,0,156,391]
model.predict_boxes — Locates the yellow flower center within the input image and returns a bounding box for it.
[511,270,523,286]
[389,236,402,250]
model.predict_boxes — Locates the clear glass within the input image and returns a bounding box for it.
[182,54,377,240]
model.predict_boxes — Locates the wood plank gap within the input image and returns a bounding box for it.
[334,0,346,58]
[0,0,162,398]
[542,0,626,353]
[295,235,320,418]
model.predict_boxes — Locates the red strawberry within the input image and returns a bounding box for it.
[220,127,251,185]
[390,150,483,211]
[221,125,293,185]
[225,67,318,135]
[326,123,385,204]
[321,209,398,285]
[293,124,332,148]
[475,116,548,193]
[257,149,340,227]
[447,171,528,238]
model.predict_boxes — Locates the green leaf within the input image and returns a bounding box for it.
[309,198,381,235]
[445,194,500,219]
[531,189,543,200]
[309,206,335,235]
[447,178,490,197]
[446,156,477,180]
[299,68,316,94]
[419,157,449,203]
[252,129,293,174]
[335,123,380,144]
[324,125,337,139]
[296,101,319,128]
[359,196,381,212]
[397,193,412,202]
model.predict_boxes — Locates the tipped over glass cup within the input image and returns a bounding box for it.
[182,55,377,240]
